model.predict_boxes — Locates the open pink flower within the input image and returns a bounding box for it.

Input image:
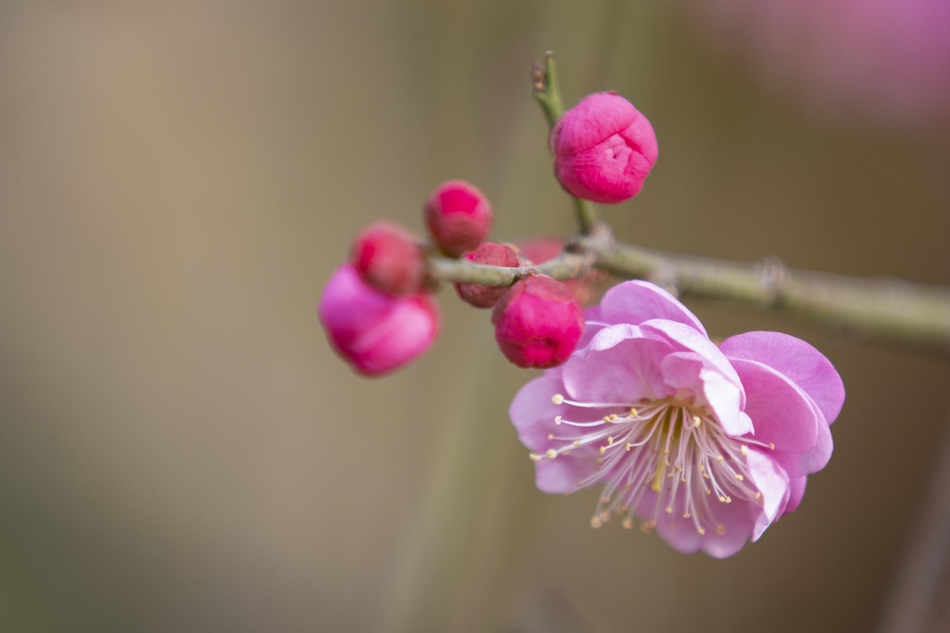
[509,281,844,557]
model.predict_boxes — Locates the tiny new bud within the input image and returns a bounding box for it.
[492,275,585,369]
[319,265,439,376]
[454,242,520,308]
[351,221,427,296]
[424,180,493,257]
[551,92,658,204]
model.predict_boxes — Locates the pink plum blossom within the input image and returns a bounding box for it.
[551,92,658,204]
[509,280,844,557]
[319,264,439,376]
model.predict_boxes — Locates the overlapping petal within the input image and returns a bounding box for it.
[599,280,707,335]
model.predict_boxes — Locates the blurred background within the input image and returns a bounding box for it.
[1,1,949,631]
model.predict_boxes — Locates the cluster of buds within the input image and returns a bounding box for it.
[319,91,658,376]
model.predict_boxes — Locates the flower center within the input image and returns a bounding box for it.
[534,394,773,536]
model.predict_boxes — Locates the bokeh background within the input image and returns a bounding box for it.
[1,2,949,632]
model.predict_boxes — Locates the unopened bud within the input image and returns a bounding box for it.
[491,275,585,369]
[551,92,658,204]
[424,180,493,257]
[455,242,520,308]
[351,221,427,296]
[318,265,439,376]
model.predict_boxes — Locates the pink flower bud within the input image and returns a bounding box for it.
[424,180,493,257]
[454,242,521,308]
[319,264,439,376]
[551,92,658,204]
[351,221,427,296]
[492,275,585,369]
[516,237,607,306]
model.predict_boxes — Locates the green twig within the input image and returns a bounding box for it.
[533,51,599,235]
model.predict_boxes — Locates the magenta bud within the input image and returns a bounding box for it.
[491,275,585,369]
[319,265,439,376]
[551,92,658,204]
[454,242,521,308]
[351,221,427,296]
[424,180,493,257]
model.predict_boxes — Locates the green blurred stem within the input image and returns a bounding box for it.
[533,51,599,235]
[428,225,950,353]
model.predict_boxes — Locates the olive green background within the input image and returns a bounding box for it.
[1,2,949,632]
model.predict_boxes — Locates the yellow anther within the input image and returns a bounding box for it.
[755,491,762,500]
[716,455,724,462]
[590,516,603,529]
[680,476,687,483]
[683,512,691,519]
[630,408,639,417]
[599,446,606,455]
[607,436,614,445]
[641,521,655,534]
[545,449,557,459]
[625,443,633,451]
[572,440,581,447]
[735,474,744,482]
[622,517,634,530]
[529,453,542,461]
[692,415,701,428]
[725,497,732,504]
[718,495,726,503]
[554,416,562,425]
[547,434,554,440]
[609,414,618,421]
[562,450,571,456]
[769,443,775,450]
[697,527,706,536]
[740,445,749,456]
[665,506,673,514]
[551,394,564,405]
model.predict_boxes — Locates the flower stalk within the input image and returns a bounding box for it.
[532,51,599,235]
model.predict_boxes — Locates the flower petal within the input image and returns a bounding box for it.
[774,414,833,478]
[599,281,707,335]
[509,375,604,451]
[745,449,790,541]
[720,331,845,424]
[639,319,745,408]
[562,325,676,405]
[784,476,808,516]
[731,358,820,453]
[660,352,751,436]
[535,455,600,494]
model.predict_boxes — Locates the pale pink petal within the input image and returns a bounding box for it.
[535,455,600,494]
[640,320,745,408]
[699,501,759,559]
[745,449,790,541]
[731,358,820,453]
[563,325,676,405]
[720,331,845,424]
[660,352,751,436]
[599,280,707,335]
[784,476,808,516]
[774,414,833,478]
[509,376,605,451]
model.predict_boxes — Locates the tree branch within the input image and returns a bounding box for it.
[427,225,950,353]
